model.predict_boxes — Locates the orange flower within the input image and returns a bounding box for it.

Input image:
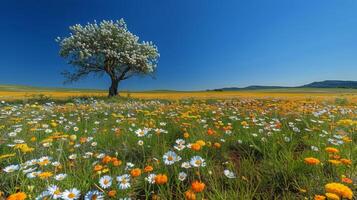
[130,168,142,177]
[79,137,87,143]
[207,128,215,135]
[325,147,339,154]
[213,142,221,148]
[341,177,353,184]
[6,192,27,200]
[184,132,190,138]
[108,190,117,198]
[314,195,326,200]
[94,164,103,171]
[191,143,201,151]
[191,180,205,193]
[185,190,196,200]
[112,159,122,167]
[155,174,168,185]
[102,155,112,164]
[304,157,320,165]
[144,165,154,173]
[340,158,352,165]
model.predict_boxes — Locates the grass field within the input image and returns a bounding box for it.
[0,86,356,200]
[1,84,357,101]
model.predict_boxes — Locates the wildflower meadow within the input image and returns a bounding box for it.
[0,97,355,199]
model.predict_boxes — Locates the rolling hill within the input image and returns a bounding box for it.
[209,80,357,91]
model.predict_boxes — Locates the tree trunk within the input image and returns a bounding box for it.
[108,78,119,97]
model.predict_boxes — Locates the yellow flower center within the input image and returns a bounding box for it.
[68,193,75,198]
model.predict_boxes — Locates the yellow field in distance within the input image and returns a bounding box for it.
[1,87,357,101]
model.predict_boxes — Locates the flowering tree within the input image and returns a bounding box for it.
[56,19,159,97]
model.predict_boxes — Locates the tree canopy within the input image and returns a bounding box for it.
[56,19,159,96]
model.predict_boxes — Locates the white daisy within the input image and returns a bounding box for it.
[135,128,149,137]
[38,156,52,166]
[178,172,187,181]
[68,154,77,160]
[35,191,50,200]
[22,167,37,174]
[181,162,191,169]
[125,162,135,170]
[51,161,61,167]
[3,164,20,173]
[174,144,186,151]
[26,171,40,178]
[54,173,67,181]
[163,151,181,165]
[116,174,131,190]
[190,156,206,167]
[99,175,112,189]
[84,190,104,200]
[47,185,62,199]
[224,169,236,178]
[137,140,144,146]
[175,139,185,145]
[61,188,80,200]
[145,173,156,184]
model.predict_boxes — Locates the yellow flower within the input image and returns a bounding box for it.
[325,182,353,199]
[14,144,34,153]
[325,193,340,200]
[69,134,77,141]
[38,172,53,179]
[342,136,352,143]
[0,153,16,159]
[336,119,357,127]
[195,140,206,146]
[298,188,307,193]
[241,121,248,126]
[328,160,341,165]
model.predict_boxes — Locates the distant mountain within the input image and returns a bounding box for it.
[209,80,357,91]
[211,85,286,91]
[301,80,357,88]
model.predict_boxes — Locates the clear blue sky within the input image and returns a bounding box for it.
[0,0,356,90]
